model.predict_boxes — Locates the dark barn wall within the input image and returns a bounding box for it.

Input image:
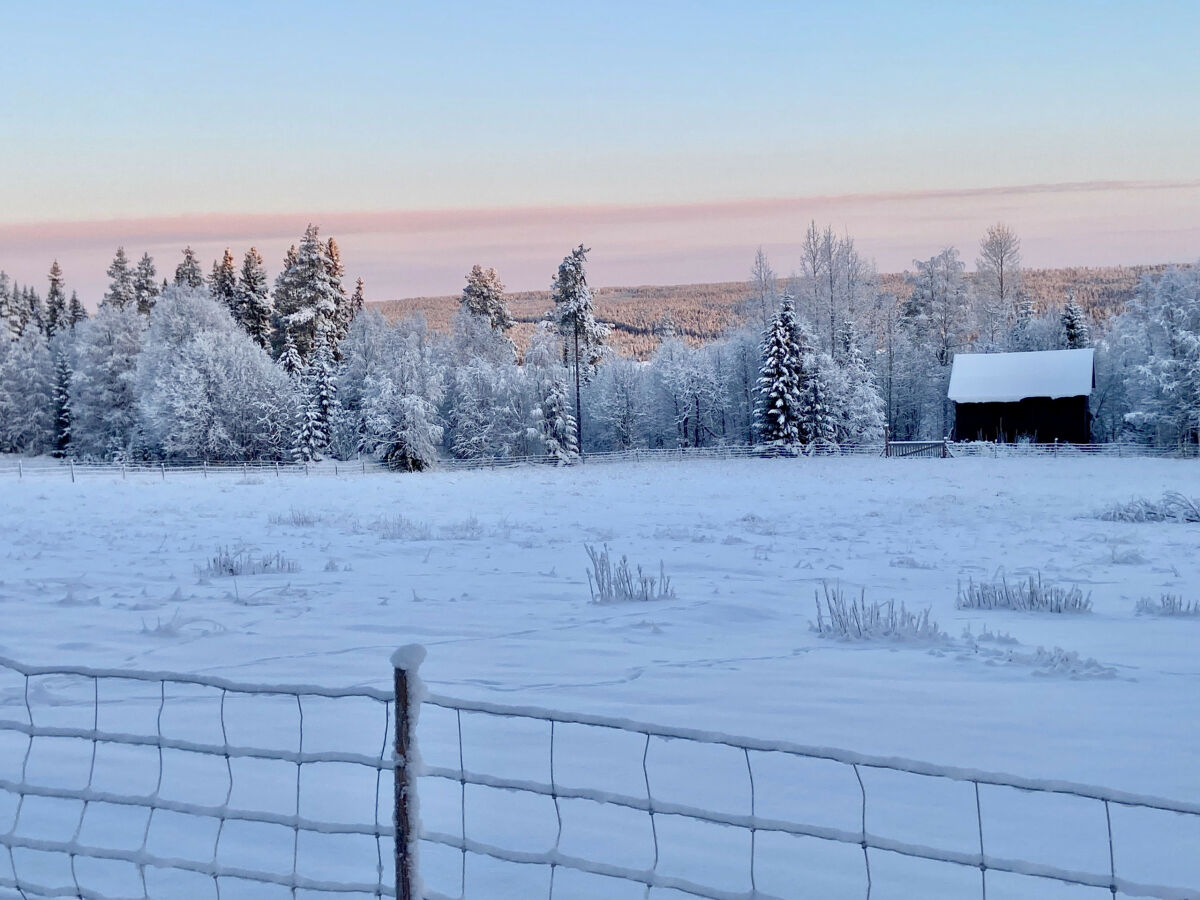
[953,396,1092,443]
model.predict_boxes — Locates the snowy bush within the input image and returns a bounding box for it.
[198,547,300,577]
[268,508,323,526]
[585,544,674,603]
[1134,594,1200,617]
[956,573,1091,613]
[1099,492,1200,523]
[810,583,945,642]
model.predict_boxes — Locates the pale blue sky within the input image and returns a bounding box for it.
[1,1,1197,296]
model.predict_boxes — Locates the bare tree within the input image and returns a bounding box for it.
[975,223,1022,348]
[748,247,778,328]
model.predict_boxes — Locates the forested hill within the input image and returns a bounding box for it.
[372,264,1173,359]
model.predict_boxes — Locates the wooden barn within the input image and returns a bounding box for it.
[948,349,1095,443]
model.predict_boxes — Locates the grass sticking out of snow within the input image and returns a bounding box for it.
[956,573,1091,613]
[1099,491,1200,523]
[810,583,946,642]
[585,544,674,604]
[1135,594,1200,617]
[198,547,300,578]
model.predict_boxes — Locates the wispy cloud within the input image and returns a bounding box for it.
[2,180,1197,302]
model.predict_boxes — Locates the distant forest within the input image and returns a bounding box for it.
[375,264,1170,360]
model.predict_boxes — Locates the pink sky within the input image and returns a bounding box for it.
[1,180,1197,306]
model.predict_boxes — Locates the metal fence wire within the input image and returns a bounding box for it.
[3,651,1199,900]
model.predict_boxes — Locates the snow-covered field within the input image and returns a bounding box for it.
[2,456,1200,897]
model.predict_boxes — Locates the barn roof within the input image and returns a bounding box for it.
[948,348,1095,403]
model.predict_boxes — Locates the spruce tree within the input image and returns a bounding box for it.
[210,248,238,319]
[293,327,339,461]
[796,352,838,444]
[0,272,16,340]
[347,278,365,325]
[46,261,67,336]
[52,349,72,457]
[551,245,608,452]
[756,295,805,447]
[278,331,303,378]
[67,292,88,328]
[273,227,342,359]
[25,287,45,335]
[103,247,135,309]
[1061,293,1091,349]
[133,253,159,316]
[237,247,272,348]
[174,246,205,288]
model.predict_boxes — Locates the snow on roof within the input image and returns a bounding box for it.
[948,349,1094,403]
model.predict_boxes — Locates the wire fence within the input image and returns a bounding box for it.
[3,649,1199,899]
[0,656,397,899]
[0,440,1192,482]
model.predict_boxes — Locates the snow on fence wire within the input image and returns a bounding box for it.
[0,440,1190,482]
[4,648,1200,900]
[0,654,399,900]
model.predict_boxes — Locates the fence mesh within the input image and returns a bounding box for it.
[415,693,1200,900]
[4,654,1199,900]
[0,657,396,900]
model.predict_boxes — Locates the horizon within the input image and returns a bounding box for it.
[2,1,1197,302]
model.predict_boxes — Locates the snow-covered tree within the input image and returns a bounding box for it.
[69,303,145,457]
[133,253,159,316]
[67,291,88,328]
[461,264,513,333]
[1008,294,1037,350]
[748,247,778,329]
[0,326,55,453]
[278,332,303,379]
[795,350,837,445]
[103,247,135,310]
[361,321,444,471]
[209,248,239,319]
[975,223,1022,348]
[174,246,205,288]
[236,247,272,348]
[293,326,340,461]
[136,286,295,460]
[756,295,806,447]
[593,356,647,450]
[273,225,343,359]
[551,245,608,451]
[45,261,67,337]
[525,322,578,461]
[1061,293,1091,349]
[51,346,72,457]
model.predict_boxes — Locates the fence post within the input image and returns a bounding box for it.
[392,645,426,900]
[17,460,21,479]
[121,463,126,480]
[203,461,208,479]
[160,462,166,481]
[70,459,75,483]
[884,425,890,458]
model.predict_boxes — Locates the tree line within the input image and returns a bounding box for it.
[0,221,1195,463]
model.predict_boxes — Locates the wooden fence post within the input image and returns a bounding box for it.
[69,459,75,483]
[392,645,426,900]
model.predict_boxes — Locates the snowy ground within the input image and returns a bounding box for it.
[2,457,1199,897]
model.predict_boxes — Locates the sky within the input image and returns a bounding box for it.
[1,0,1198,302]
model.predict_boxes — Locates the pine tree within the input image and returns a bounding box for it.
[46,261,67,336]
[293,327,339,461]
[133,253,159,316]
[67,292,88,328]
[1009,294,1036,350]
[324,237,350,341]
[462,264,514,333]
[103,248,136,309]
[174,246,205,288]
[52,349,72,457]
[1061,293,1091,349]
[209,248,239,319]
[0,326,56,452]
[237,247,272,348]
[551,245,609,452]
[756,295,805,447]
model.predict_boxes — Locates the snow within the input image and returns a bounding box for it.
[948,348,1095,403]
[2,456,1200,896]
